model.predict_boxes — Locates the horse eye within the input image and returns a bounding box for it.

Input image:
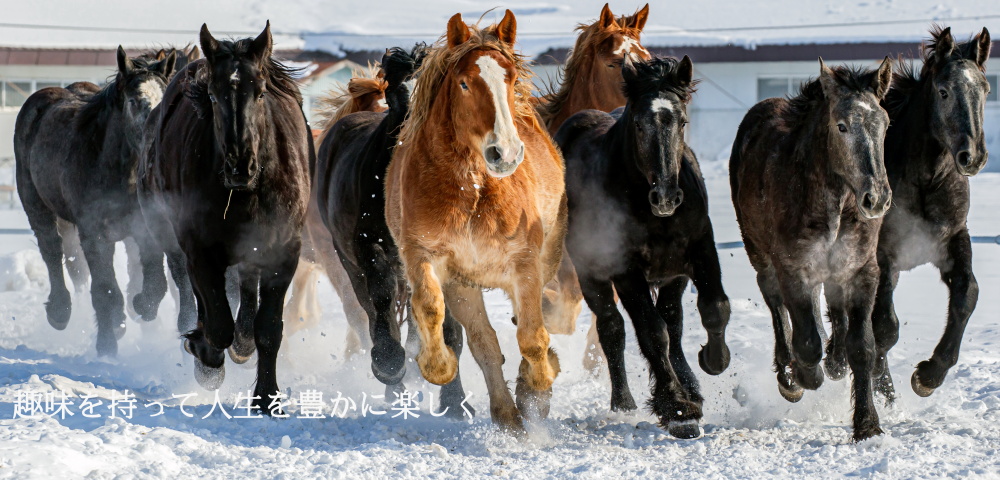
[258,91,266,100]
[939,89,948,99]
[460,81,468,91]
[837,123,848,133]
[209,94,217,104]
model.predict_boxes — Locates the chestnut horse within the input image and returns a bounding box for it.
[284,65,389,355]
[386,11,567,432]
[536,4,651,369]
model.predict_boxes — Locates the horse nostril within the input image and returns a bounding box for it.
[648,189,662,206]
[671,189,684,207]
[957,151,972,167]
[862,193,876,211]
[485,146,501,164]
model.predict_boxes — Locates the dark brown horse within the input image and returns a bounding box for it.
[15,47,176,356]
[825,27,992,403]
[139,23,311,407]
[731,59,893,441]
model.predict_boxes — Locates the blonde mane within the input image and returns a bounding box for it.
[398,22,537,147]
[312,63,386,140]
[537,11,646,128]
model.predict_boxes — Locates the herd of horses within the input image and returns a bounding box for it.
[12,4,992,443]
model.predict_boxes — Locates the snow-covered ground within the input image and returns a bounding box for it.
[1,171,998,478]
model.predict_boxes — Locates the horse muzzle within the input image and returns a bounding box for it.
[649,186,684,217]
[954,148,988,177]
[483,140,525,178]
[857,188,891,220]
[223,155,259,190]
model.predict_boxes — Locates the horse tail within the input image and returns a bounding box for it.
[382,43,428,123]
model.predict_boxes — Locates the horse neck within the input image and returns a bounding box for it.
[886,82,950,182]
[383,82,411,130]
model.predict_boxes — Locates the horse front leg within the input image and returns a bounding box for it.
[444,284,521,431]
[756,270,799,402]
[405,255,456,385]
[779,276,824,392]
[229,264,260,364]
[689,234,732,375]
[845,261,882,441]
[183,245,231,389]
[655,277,703,405]
[78,229,126,356]
[615,266,701,439]
[251,242,298,414]
[165,250,197,333]
[913,231,979,397]
[579,275,636,412]
[511,259,560,420]
[361,242,406,385]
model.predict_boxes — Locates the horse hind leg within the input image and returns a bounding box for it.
[445,284,520,432]
[541,251,584,336]
[281,259,318,337]
[823,282,850,381]
[870,258,900,402]
[912,232,978,397]
[57,218,89,293]
[229,264,260,364]
[166,251,196,333]
[579,275,636,411]
[438,303,475,419]
[129,231,168,322]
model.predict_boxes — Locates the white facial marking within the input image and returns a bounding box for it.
[651,97,674,113]
[476,55,521,165]
[230,68,240,83]
[962,68,977,84]
[138,80,163,108]
[613,36,649,60]
[856,101,873,112]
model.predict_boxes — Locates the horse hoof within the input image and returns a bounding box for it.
[777,380,804,403]
[227,345,254,365]
[515,375,552,420]
[823,356,848,381]
[45,298,71,330]
[792,361,824,390]
[96,333,118,358]
[610,391,638,412]
[852,424,885,442]
[698,342,730,375]
[183,335,225,369]
[373,360,407,385]
[373,341,408,384]
[910,370,936,397]
[113,319,127,340]
[666,420,702,440]
[494,408,526,437]
[228,333,256,365]
[194,357,226,390]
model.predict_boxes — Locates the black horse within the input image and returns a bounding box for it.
[731,59,893,441]
[139,22,311,406]
[315,45,470,415]
[15,47,176,356]
[825,27,992,402]
[556,56,731,439]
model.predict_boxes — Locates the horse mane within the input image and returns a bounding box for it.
[884,25,985,119]
[312,63,386,133]
[186,36,302,119]
[785,65,880,127]
[399,22,536,146]
[623,57,699,102]
[537,10,645,126]
[76,55,167,148]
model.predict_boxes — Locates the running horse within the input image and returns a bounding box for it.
[536,3,651,369]
[386,11,567,432]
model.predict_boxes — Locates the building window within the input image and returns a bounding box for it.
[987,74,998,103]
[757,76,812,102]
[0,80,94,108]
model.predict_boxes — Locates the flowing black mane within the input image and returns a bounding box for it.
[622,57,698,101]
[785,65,880,127]
[187,37,303,118]
[76,57,168,148]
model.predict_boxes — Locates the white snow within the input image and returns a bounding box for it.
[1,172,999,478]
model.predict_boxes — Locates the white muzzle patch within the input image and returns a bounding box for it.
[476,55,524,177]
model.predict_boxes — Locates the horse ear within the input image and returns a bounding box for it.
[251,21,273,61]
[970,27,991,67]
[598,4,616,29]
[630,4,650,31]
[156,50,178,80]
[932,26,955,70]
[818,57,838,98]
[497,9,517,46]
[200,24,219,62]
[116,46,133,76]
[872,56,893,99]
[188,45,201,62]
[446,13,470,49]
[678,55,694,86]
[155,49,166,61]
